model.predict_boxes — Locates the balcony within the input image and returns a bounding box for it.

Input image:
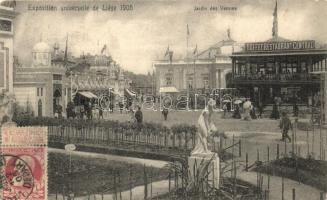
[232,73,320,84]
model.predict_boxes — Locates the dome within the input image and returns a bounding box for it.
[33,42,51,53]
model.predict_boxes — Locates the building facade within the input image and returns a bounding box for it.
[14,42,69,117]
[154,35,242,96]
[0,3,16,94]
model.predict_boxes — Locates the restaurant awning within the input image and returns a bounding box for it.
[159,86,179,93]
[78,91,98,99]
[125,88,136,97]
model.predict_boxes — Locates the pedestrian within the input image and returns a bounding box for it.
[98,108,103,120]
[258,102,263,119]
[135,106,143,130]
[162,107,169,121]
[279,112,292,142]
[223,103,227,118]
[293,102,299,117]
[119,101,124,114]
[250,106,257,119]
[129,107,135,123]
[135,106,143,123]
[232,104,241,119]
[110,102,114,113]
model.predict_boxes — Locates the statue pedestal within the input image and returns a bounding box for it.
[188,152,220,189]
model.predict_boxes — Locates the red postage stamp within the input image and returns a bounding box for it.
[1,147,47,200]
[1,127,47,146]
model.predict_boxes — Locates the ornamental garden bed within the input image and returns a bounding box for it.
[48,152,169,197]
[254,156,327,191]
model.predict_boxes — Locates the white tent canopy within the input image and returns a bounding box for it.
[159,86,179,93]
[77,91,98,99]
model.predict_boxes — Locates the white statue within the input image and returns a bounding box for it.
[191,98,217,155]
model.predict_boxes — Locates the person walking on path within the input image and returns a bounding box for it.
[129,107,135,123]
[98,108,103,120]
[279,111,292,142]
[135,106,143,123]
[135,106,143,131]
[162,108,169,121]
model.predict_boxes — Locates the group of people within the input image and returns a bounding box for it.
[127,106,143,124]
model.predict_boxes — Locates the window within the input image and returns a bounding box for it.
[301,62,307,73]
[37,88,39,96]
[187,77,193,89]
[41,88,43,96]
[165,74,173,86]
[203,76,209,89]
[53,74,62,80]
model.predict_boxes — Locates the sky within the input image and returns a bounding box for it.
[13,0,327,74]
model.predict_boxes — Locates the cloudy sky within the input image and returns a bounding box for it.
[13,0,327,74]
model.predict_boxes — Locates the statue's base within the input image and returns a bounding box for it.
[188,152,220,189]
[1,121,17,127]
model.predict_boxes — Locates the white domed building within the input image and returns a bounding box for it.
[13,41,70,117]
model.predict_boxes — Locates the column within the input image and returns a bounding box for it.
[215,70,219,88]
[218,69,221,89]
[324,73,327,124]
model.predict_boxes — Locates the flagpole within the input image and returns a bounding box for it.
[186,24,189,110]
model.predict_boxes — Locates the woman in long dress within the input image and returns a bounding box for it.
[191,99,217,155]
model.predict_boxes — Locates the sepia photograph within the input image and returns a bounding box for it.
[1,0,327,199]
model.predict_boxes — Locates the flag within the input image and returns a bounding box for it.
[272,0,278,37]
[164,46,170,57]
[193,44,198,56]
[187,24,190,36]
[101,44,107,54]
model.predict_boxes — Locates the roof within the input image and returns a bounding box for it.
[265,36,291,42]
[231,49,327,57]
[159,86,179,93]
[197,39,237,59]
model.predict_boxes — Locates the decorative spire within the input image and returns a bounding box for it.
[272,0,278,38]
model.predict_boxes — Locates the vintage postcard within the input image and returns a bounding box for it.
[1,0,327,199]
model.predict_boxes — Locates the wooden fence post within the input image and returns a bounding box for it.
[282,176,284,200]
[276,144,279,160]
[284,139,287,157]
[144,164,148,200]
[307,127,309,157]
[292,188,295,200]
[239,139,242,157]
[245,153,248,171]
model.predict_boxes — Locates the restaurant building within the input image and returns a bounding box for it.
[230,3,327,107]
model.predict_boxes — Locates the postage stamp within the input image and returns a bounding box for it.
[1,127,47,146]
[1,147,47,200]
